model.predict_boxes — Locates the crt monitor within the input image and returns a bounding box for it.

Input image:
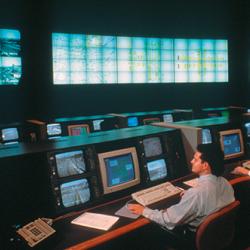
[127,117,139,127]
[143,118,160,125]
[163,114,174,123]
[92,119,104,131]
[60,178,91,208]
[54,150,86,178]
[202,128,212,144]
[219,129,244,160]
[48,149,92,211]
[68,124,90,136]
[1,127,19,144]
[142,137,163,157]
[146,159,168,181]
[47,123,62,138]
[98,147,140,194]
[244,123,250,137]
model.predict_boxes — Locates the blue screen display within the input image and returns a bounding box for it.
[104,153,135,187]
[127,117,138,127]
[223,134,241,156]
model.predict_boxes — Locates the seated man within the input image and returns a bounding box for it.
[128,143,235,235]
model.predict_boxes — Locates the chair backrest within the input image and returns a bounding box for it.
[195,200,240,250]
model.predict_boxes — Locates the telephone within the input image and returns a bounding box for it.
[16,218,56,247]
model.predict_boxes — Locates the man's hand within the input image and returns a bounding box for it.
[232,166,250,176]
[127,204,145,215]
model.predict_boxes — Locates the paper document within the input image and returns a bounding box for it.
[183,178,198,187]
[71,212,119,231]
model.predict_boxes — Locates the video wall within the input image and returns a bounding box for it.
[0,29,22,85]
[52,33,228,84]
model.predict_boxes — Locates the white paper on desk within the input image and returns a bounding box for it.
[71,212,119,231]
[183,178,198,187]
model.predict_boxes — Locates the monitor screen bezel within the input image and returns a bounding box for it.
[98,147,140,194]
[219,129,244,160]
[67,124,90,136]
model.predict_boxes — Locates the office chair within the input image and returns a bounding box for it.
[195,200,240,250]
[229,176,250,249]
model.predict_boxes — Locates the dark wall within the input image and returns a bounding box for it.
[0,0,247,122]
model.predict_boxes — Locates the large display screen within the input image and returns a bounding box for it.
[143,137,163,157]
[146,159,167,181]
[55,150,86,177]
[60,179,90,208]
[52,33,228,84]
[0,29,22,85]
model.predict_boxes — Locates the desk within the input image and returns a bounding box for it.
[52,174,194,250]
[48,173,249,250]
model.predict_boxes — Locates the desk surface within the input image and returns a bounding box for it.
[52,174,193,250]
[51,173,250,250]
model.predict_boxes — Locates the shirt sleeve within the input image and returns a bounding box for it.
[142,188,199,230]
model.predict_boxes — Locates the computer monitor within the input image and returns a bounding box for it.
[60,178,91,208]
[54,150,86,178]
[146,159,168,181]
[92,119,104,131]
[127,117,139,127]
[47,123,62,138]
[202,128,212,144]
[48,148,94,212]
[142,137,163,157]
[244,123,250,137]
[143,118,160,125]
[163,114,174,123]
[219,129,244,160]
[98,147,140,194]
[68,124,90,136]
[1,127,19,144]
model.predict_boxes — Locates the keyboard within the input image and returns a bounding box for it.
[131,182,182,206]
[242,161,250,170]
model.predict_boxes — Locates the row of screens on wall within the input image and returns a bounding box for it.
[0,28,229,85]
[48,136,168,212]
[53,33,228,84]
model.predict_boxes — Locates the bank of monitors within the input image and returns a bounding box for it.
[127,117,139,127]
[202,128,212,144]
[163,114,174,123]
[0,127,19,144]
[46,123,62,139]
[219,129,244,160]
[142,137,168,182]
[143,118,160,125]
[98,147,140,194]
[48,148,97,213]
[68,124,90,136]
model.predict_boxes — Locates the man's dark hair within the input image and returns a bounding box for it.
[197,143,224,176]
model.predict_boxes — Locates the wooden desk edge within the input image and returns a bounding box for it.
[66,217,150,250]
[229,175,250,186]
